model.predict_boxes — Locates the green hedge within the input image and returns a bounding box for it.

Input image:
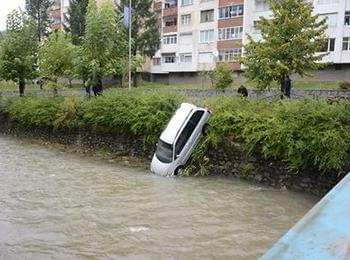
[201,97,350,172]
[0,92,184,148]
[0,93,349,173]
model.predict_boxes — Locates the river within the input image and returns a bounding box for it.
[0,135,318,259]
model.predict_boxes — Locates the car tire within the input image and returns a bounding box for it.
[174,166,184,176]
[202,124,210,136]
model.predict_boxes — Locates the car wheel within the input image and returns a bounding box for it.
[202,124,210,136]
[174,166,184,176]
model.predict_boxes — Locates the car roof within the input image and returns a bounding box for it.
[160,103,198,145]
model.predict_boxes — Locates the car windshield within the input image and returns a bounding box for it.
[156,139,173,163]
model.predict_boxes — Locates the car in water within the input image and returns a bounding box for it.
[151,103,211,177]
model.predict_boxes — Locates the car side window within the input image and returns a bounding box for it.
[175,110,204,156]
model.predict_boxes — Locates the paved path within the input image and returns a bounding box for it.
[1,88,349,100]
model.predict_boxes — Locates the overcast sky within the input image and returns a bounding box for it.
[0,0,25,31]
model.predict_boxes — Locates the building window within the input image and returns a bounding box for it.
[181,14,191,25]
[255,0,269,12]
[218,26,243,40]
[319,38,336,52]
[200,30,214,43]
[345,11,350,26]
[329,38,335,51]
[317,0,339,4]
[163,53,176,63]
[52,16,61,24]
[200,9,214,23]
[153,58,161,66]
[343,37,350,51]
[218,49,242,62]
[319,13,338,27]
[199,52,214,63]
[180,53,192,63]
[219,5,244,19]
[163,34,177,44]
[181,0,193,6]
[164,0,177,8]
[164,16,177,27]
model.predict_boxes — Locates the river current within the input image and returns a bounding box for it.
[0,135,318,259]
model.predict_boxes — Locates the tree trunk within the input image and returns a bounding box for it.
[132,73,138,88]
[19,79,25,97]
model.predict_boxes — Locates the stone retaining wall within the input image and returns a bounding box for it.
[207,137,345,196]
[0,114,345,196]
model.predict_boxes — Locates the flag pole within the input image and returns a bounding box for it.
[128,0,132,90]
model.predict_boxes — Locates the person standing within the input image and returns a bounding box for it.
[284,75,292,99]
[237,85,249,98]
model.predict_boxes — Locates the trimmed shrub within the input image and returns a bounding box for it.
[2,91,184,149]
[215,63,233,90]
[0,92,349,174]
[339,81,350,90]
[198,97,350,173]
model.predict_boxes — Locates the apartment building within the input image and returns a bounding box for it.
[148,0,244,82]
[50,0,108,31]
[51,0,69,31]
[243,0,350,64]
[148,0,350,82]
[313,0,350,65]
[49,0,350,81]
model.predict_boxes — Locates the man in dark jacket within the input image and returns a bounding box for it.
[237,85,248,98]
[284,76,292,98]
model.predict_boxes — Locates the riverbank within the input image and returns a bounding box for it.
[0,92,349,195]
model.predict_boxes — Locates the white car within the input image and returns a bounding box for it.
[151,103,211,177]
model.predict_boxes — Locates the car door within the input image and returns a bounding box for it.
[174,110,204,165]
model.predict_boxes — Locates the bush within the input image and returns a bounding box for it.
[3,91,184,148]
[1,92,349,174]
[339,81,350,90]
[197,97,350,173]
[215,63,233,90]
[0,80,18,90]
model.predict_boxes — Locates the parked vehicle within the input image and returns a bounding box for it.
[151,103,211,177]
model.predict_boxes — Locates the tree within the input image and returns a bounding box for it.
[40,31,77,92]
[65,0,89,45]
[238,0,328,91]
[120,0,160,86]
[83,0,126,93]
[0,10,38,96]
[25,0,53,42]
[215,63,233,90]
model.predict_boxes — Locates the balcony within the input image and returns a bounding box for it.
[163,25,177,33]
[51,9,61,17]
[163,6,178,17]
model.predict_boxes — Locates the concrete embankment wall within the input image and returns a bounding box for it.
[0,115,344,196]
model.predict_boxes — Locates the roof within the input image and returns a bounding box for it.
[160,103,196,145]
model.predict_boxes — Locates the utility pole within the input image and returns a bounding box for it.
[128,0,132,90]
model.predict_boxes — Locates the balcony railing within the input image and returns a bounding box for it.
[163,25,177,33]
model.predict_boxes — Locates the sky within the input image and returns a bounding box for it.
[0,0,25,31]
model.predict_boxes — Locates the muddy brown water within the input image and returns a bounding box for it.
[0,135,318,259]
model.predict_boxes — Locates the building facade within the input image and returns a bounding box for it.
[51,0,70,31]
[149,0,244,77]
[50,0,108,31]
[148,0,350,81]
[50,0,350,81]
